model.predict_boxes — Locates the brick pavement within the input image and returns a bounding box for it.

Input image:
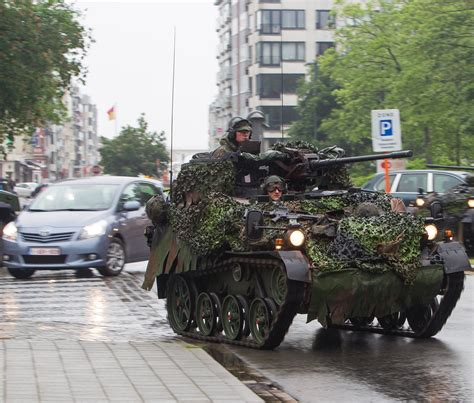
[0,339,263,403]
[0,268,264,402]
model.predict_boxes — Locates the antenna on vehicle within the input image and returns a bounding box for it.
[280,19,284,140]
[169,27,176,199]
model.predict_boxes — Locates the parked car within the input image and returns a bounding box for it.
[361,169,471,205]
[2,176,163,279]
[14,182,39,198]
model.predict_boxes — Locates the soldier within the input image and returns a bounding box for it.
[212,117,252,159]
[262,175,286,202]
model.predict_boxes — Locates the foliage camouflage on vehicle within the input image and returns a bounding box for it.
[143,142,469,348]
[148,181,424,284]
[171,161,235,206]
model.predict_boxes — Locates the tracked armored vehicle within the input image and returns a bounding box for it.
[143,142,469,349]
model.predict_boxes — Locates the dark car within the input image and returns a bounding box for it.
[413,175,474,256]
[361,169,470,205]
[2,176,163,279]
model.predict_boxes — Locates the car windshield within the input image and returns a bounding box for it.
[28,184,120,211]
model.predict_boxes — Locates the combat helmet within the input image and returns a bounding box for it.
[262,175,286,194]
[227,117,252,143]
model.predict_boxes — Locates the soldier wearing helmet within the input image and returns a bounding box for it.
[262,175,286,202]
[212,117,252,159]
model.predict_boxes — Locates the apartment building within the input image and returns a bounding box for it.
[210,0,337,151]
[0,86,101,183]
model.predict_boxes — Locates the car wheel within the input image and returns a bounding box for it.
[8,268,35,279]
[97,238,125,276]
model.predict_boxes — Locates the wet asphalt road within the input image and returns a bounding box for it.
[1,264,473,402]
[229,274,474,402]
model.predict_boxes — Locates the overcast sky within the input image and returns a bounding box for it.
[73,0,218,150]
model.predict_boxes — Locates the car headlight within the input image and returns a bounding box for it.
[79,219,107,240]
[288,229,305,247]
[425,224,438,241]
[2,222,18,241]
[467,198,474,208]
[415,197,425,207]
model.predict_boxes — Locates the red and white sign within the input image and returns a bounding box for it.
[376,159,407,173]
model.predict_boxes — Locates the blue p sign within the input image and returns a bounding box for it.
[380,119,393,136]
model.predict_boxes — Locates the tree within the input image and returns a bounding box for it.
[288,62,340,146]
[99,115,169,177]
[293,0,474,165]
[0,0,90,145]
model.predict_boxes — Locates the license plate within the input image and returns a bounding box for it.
[29,247,61,256]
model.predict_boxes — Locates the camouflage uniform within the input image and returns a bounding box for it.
[211,118,252,159]
[211,132,240,159]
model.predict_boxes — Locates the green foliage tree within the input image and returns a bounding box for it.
[0,0,90,146]
[292,0,474,168]
[99,115,169,177]
[288,62,340,146]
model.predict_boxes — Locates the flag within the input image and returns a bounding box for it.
[107,106,115,121]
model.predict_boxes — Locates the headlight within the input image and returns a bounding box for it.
[288,229,305,247]
[425,224,438,241]
[468,198,474,208]
[2,222,18,241]
[415,197,425,207]
[79,219,107,240]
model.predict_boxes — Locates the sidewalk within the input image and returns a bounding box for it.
[0,339,263,403]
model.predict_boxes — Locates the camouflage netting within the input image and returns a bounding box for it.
[145,142,425,285]
[171,161,235,206]
[307,211,426,284]
[169,192,246,255]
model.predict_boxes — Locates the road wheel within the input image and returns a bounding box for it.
[249,298,272,345]
[221,295,244,340]
[8,268,35,279]
[196,292,217,336]
[167,275,195,333]
[97,238,125,276]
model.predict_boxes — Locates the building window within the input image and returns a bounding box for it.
[282,10,305,29]
[316,41,334,56]
[256,42,281,66]
[257,74,304,98]
[257,9,304,34]
[258,106,299,130]
[316,10,335,29]
[282,42,305,61]
[257,10,281,34]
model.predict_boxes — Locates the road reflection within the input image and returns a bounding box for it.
[230,275,474,402]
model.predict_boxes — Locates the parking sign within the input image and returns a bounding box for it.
[371,109,402,152]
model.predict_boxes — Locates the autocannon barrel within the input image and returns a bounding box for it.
[309,150,413,169]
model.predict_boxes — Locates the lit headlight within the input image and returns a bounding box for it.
[467,198,474,208]
[79,219,107,240]
[2,222,18,241]
[415,197,425,207]
[425,224,438,241]
[288,230,305,247]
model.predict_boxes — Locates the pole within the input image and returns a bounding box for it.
[280,22,284,140]
[114,103,118,137]
[169,27,176,198]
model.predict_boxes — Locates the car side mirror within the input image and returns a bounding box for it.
[430,201,443,219]
[123,200,141,211]
[245,210,264,241]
